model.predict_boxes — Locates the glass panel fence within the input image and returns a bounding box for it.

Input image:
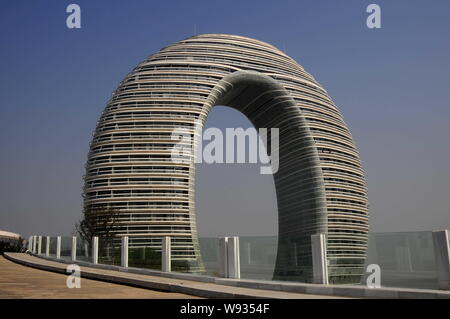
[171,237,197,273]
[76,237,91,262]
[40,236,47,255]
[239,236,277,281]
[361,231,438,289]
[128,245,161,270]
[31,231,446,291]
[198,237,220,276]
[49,237,57,257]
[60,237,73,261]
[98,237,120,266]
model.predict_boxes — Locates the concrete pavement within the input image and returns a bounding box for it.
[0,255,199,299]
[3,253,346,299]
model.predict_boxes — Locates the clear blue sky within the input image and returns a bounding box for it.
[1,0,449,237]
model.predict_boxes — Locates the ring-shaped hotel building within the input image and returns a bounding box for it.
[83,34,369,284]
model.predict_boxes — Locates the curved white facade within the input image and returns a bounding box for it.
[84,34,369,283]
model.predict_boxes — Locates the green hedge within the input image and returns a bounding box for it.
[0,240,23,254]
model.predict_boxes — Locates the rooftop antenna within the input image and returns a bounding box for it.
[194,24,197,35]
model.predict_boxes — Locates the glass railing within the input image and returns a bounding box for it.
[76,238,91,262]
[59,237,73,261]
[98,237,120,266]
[239,236,277,281]
[361,231,439,289]
[49,237,57,257]
[198,237,220,276]
[128,246,161,271]
[40,236,47,255]
[28,230,449,291]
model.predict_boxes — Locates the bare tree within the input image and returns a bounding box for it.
[75,204,121,246]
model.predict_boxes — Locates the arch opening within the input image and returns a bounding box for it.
[194,105,278,238]
[195,105,279,280]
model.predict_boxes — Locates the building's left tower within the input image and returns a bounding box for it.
[82,41,206,273]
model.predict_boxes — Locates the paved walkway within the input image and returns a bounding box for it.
[0,255,199,299]
[4,253,346,299]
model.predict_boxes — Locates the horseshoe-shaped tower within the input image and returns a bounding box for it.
[83,34,369,284]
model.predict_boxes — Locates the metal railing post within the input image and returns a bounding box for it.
[92,236,99,264]
[121,236,128,267]
[311,233,329,285]
[45,236,50,256]
[56,236,61,259]
[227,236,240,279]
[28,236,33,252]
[432,230,450,290]
[37,236,42,255]
[33,235,37,253]
[162,236,171,272]
[218,237,228,278]
[71,236,77,261]
[218,236,241,279]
